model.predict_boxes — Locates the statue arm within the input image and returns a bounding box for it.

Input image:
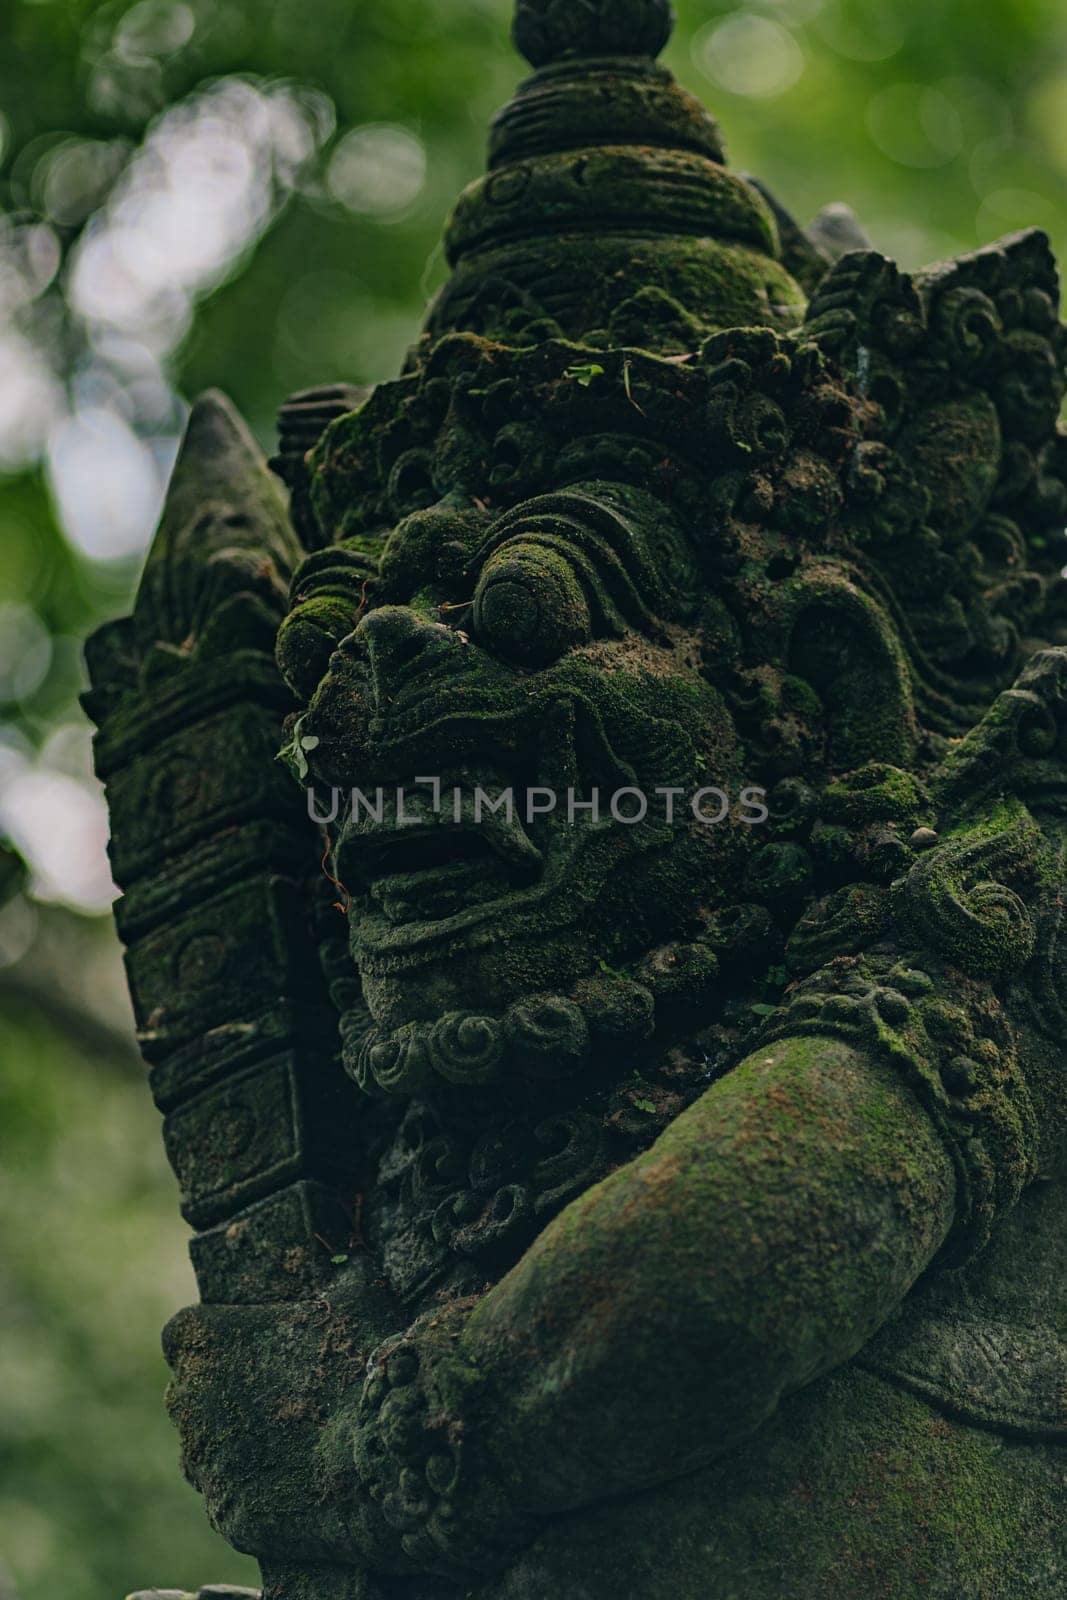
[466,1034,954,1508]
[164,1029,957,1580]
[351,1032,956,1567]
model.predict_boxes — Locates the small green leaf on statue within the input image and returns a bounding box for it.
[566,363,606,388]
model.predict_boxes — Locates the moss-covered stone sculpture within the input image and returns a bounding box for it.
[90,3,1067,1595]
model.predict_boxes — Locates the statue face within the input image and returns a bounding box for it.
[276,329,869,1081]
[300,480,748,1037]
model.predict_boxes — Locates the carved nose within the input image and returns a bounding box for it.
[357,605,455,703]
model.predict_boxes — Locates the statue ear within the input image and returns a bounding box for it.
[85,391,362,1308]
[786,576,917,772]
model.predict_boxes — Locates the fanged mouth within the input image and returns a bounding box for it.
[337,781,546,929]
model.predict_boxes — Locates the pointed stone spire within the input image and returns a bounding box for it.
[426,0,806,350]
[147,390,289,560]
[131,390,299,666]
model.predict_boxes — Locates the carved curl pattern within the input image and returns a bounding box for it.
[353,1306,530,1575]
[761,955,1039,1263]
[344,998,591,1098]
[368,1097,612,1302]
[903,839,1037,977]
[805,233,1067,703]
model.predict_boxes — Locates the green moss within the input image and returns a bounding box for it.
[431,234,806,350]
[475,1361,1063,1599]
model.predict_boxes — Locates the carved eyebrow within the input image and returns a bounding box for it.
[467,487,698,637]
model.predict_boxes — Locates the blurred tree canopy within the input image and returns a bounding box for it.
[0,1,1065,1597]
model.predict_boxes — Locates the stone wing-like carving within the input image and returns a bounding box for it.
[806,231,1067,734]
[84,393,363,1304]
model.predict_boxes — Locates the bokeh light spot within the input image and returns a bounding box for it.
[0,219,62,316]
[1029,73,1067,179]
[693,15,805,100]
[0,334,63,473]
[0,763,116,913]
[38,138,130,229]
[326,124,428,215]
[115,0,196,62]
[816,0,904,61]
[867,83,964,168]
[47,408,165,563]
[69,78,335,354]
[0,604,52,704]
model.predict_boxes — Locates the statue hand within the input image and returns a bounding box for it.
[351,1303,533,1576]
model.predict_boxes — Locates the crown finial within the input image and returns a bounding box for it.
[427,0,805,349]
[513,0,674,68]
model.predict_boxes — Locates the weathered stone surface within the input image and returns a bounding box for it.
[87,0,1067,1595]
[512,0,674,68]
[86,392,363,1305]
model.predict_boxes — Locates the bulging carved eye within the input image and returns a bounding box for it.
[473,542,591,666]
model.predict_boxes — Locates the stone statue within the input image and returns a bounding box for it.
[89,3,1067,1596]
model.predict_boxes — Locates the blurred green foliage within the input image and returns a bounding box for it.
[0,1,1064,1597]
[0,1000,261,1597]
